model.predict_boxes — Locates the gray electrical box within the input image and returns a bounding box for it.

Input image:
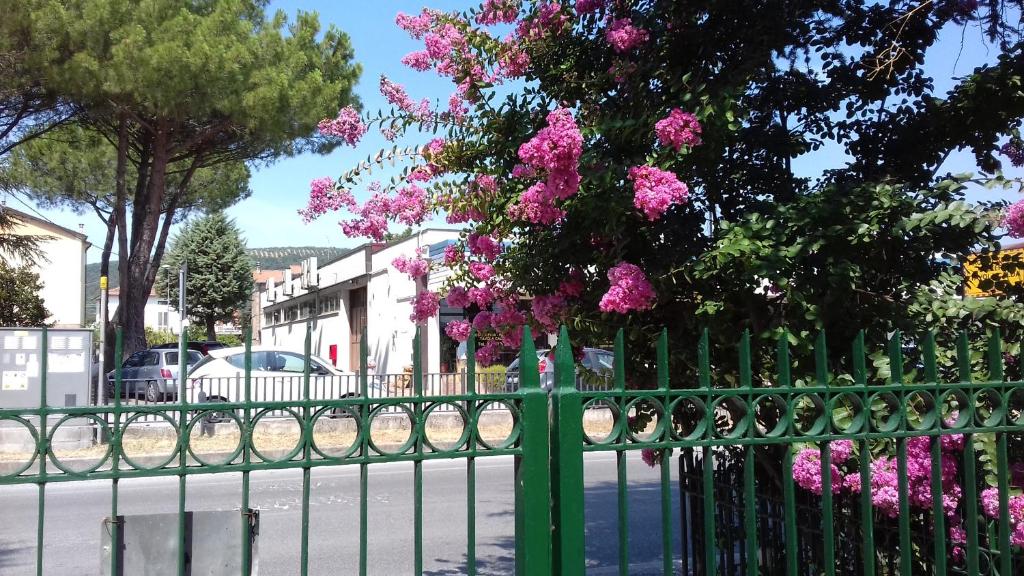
[0,327,93,409]
[100,510,259,575]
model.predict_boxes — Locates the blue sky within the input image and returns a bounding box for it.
[9,2,1022,262]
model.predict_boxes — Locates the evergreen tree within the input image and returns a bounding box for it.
[160,213,252,341]
[0,260,49,326]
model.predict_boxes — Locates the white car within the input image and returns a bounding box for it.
[185,346,368,405]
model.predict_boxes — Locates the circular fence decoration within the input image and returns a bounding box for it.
[187,410,243,466]
[0,416,39,478]
[311,406,361,459]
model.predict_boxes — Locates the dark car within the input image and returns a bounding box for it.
[505,348,614,392]
[151,340,228,355]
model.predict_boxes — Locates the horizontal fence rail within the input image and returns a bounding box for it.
[1,323,1023,575]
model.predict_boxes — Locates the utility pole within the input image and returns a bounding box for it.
[178,262,188,401]
[97,275,108,404]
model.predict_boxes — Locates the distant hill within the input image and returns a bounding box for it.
[84,246,348,319]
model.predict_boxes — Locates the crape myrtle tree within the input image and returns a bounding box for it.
[13,0,361,355]
[302,0,1024,557]
[159,213,253,341]
[303,0,1024,381]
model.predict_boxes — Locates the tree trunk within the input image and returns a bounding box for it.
[206,317,216,342]
[119,122,170,356]
[103,115,130,370]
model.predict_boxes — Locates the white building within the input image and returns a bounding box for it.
[259,230,465,375]
[1,207,90,327]
[98,287,183,334]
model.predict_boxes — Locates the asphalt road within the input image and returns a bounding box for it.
[0,452,681,575]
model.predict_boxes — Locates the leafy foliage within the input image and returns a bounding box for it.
[0,259,48,326]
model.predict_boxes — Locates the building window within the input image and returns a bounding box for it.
[285,306,298,322]
[157,311,169,330]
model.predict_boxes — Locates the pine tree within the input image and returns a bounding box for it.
[0,260,49,326]
[160,213,252,341]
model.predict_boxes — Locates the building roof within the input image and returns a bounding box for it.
[2,206,89,243]
[253,265,301,285]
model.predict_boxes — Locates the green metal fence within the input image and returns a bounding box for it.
[1,323,1023,575]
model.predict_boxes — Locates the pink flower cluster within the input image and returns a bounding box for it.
[410,290,440,323]
[443,244,463,267]
[629,165,689,221]
[508,108,584,224]
[317,106,366,146]
[469,261,496,281]
[655,109,703,151]
[1001,142,1024,167]
[532,293,567,332]
[379,75,431,121]
[1005,199,1024,238]
[981,487,1024,546]
[598,262,656,313]
[445,320,472,342]
[475,340,503,366]
[475,0,520,25]
[468,233,501,260]
[299,177,355,223]
[395,10,437,38]
[392,254,430,278]
[575,0,603,15]
[605,18,649,53]
[516,2,571,41]
[791,435,983,557]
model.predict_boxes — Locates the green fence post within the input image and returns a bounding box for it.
[853,331,875,576]
[241,327,253,576]
[550,326,585,576]
[300,322,312,576]
[613,329,629,576]
[413,326,423,576]
[514,326,552,576]
[816,331,836,576]
[957,332,980,576]
[778,333,798,576]
[739,330,758,576]
[466,330,477,576]
[359,325,369,576]
[698,329,716,575]
[35,327,47,576]
[989,329,1013,576]
[889,331,912,576]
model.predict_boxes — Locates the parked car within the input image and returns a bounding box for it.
[106,348,205,402]
[185,346,367,404]
[151,340,229,355]
[505,348,615,392]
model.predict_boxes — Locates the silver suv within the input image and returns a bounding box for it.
[106,348,204,403]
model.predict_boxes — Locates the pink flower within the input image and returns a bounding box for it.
[401,51,432,71]
[655,109,703,151]
[518,108,584,200]
[605,18,649,53]
[599,262,656,313]
[559,270,585,298]
[410,290,440,323]
[1005,199,1024,238]
[392,184,428,225]
[575,0,603,15]
[317,106,366,146]
[476,0,520,25]
[468,233,502,261]
[445,286,470,308]
[516,2,570,40]
[475,340,503,366]
[392,254,430,278]
[629,165,689,221]
[300,177,354,222]
[468,286,495,307]
[496,38,530,79]
[472,311,493,331]
[445,320,472,342]
[395,10,435,39]
[469,262,496,281]
[532,294,567,331]
[508,183,566,224]
[1001,142,1024,167]
[792,448,844,495]
[443,244,463,267]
